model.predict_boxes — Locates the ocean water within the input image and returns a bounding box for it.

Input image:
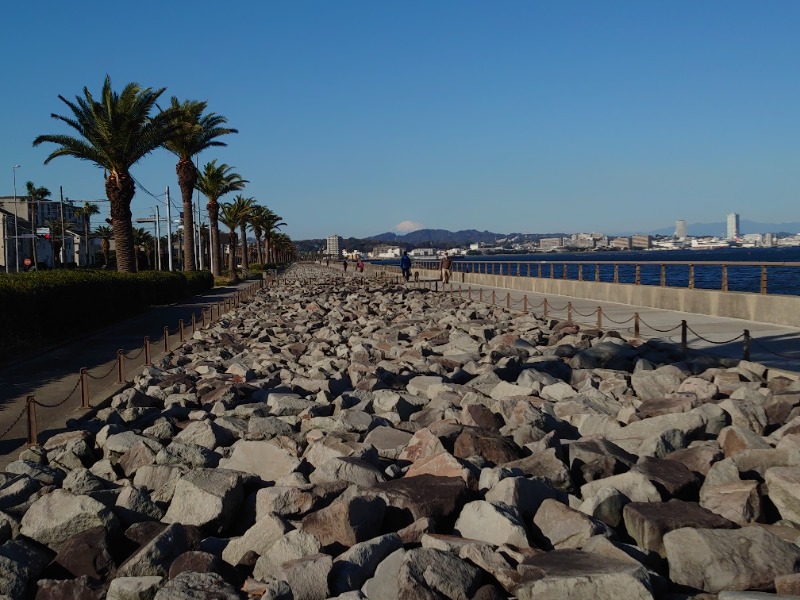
[399,246,800,296]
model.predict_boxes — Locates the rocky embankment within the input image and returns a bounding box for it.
[2,265,800,600]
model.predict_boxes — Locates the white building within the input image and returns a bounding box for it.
[727,213,740,241]
[409,248,436,257]
[675,219,687,240]
[326,234,342,258]
[372,245,402,258]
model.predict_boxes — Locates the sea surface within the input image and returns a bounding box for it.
[385,246,800,296]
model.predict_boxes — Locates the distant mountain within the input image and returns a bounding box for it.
[368,229,569,245]
[639,220,800,237]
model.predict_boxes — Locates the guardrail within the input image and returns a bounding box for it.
[409,259,800,296]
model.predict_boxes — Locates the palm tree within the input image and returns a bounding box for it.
[249,205,268,264]
[262,209,286,266]
[195,161,247,276]
[132,227,153,270]
[273,232,296,264]
[93,225,113,267]
[228,195,255,271]
[219,202,240,279]
[74,201,100,266]
[33,76,178,272]
[162,99,238,272]
[23,181,51,267]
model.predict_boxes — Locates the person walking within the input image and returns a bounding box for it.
[440,252,452,284]
[342,259,348,273]
[400,251,412,282]
[357,258,364,273]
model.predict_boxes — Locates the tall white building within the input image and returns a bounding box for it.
[675,220,687,239]
[326,234,342,258]
[727,213,740,241]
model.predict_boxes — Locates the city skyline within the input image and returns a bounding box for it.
[1,1,798,240]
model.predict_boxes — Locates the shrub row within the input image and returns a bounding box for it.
[0,269,214,360]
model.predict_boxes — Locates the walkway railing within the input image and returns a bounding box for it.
[406,278,800,368]
[411,259,800,296]
[0,282,264,447]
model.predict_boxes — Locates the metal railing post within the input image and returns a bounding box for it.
[578,264,583,281]
[680,320,688,349]
[26,396,38,446]
[635,264,641,285]
[506,293,510,308]
[743,329,751,360]
[760,266,767,294]
[721,265,728,291]
[562,264,567,279]
[491,290,496,304]
[117,350,125,383]
[144,336,151,366]
[179,319,185,342]
[595,263,600,282]
[567,302,573,322]
[523,295,528,312]
[660,264,666,287]
[80,368,90,409]
[479,288,483,302]
[634,312,640,337]
[163,326,170,353]
[614,264,619,284]
[543,298,549,318]
[597,307,603,329]
[689,265,695,289]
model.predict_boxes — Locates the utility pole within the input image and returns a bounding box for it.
[59,187,66,266]
[196,201,203,270]
[155,205,162,271]
[166,187,173,272]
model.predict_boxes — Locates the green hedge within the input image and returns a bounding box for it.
[0,270,208,360]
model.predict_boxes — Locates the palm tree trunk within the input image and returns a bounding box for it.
[106,172,137,272]
[239,224,249,270]
[228,229,237,277]
[84,218,90,266]
[208,200,221,276]
[254,232,263,264]
[177,158,197,271]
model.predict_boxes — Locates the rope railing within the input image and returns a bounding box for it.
[439,282,797,370]
[0,281,265,447]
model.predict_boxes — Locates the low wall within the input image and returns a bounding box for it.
[412,267,800,328]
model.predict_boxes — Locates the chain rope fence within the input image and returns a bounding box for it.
[0,280,265,447]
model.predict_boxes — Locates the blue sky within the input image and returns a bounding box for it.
[2,1,798,240]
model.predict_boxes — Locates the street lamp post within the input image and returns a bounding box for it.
[12,165,20,272]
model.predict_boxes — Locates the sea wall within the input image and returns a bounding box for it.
[410,267,800,328]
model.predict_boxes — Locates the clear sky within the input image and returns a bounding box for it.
[2,1,798,240]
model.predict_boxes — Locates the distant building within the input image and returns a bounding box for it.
[539,237,563,249]
[727,213,740,241]
[631,234,652,249]
[764,232,774,247]
[611,236,631,250]
[409,248,436,257]
[326,234,342,258]
[675,220,687,240]
[372,245,401,258]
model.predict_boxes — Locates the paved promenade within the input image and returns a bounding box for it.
[0,281,257,468]
[2,266,798,468]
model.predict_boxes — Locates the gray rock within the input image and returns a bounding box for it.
[330,533,402,594]
[162,469,242,534]
[153,571,240,600]
[106,576,163,600]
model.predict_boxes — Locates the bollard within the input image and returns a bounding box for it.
[743,329,751,360]
[506,293,510,309]
[26,396,38,446]
[523,295,528,312]
[201,309,206,327]
[144,336,151,366]
[179,319,185,342]
[543,298,549,318]
[468,287,472,300]
[479,289,483,302]
[680,320,687,350]
[634,313,640,338]
[491,290,496,304]
[163,326,170,353]
[567,302,573,323]
[117,349,125,383]
[80,368,91,409]
[597,307,603,329]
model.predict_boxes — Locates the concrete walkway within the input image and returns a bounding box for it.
[418,277,800,375]
[0,280,260,468]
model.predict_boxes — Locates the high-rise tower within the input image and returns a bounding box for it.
[675,220,687,240]
[726,213,740,241]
